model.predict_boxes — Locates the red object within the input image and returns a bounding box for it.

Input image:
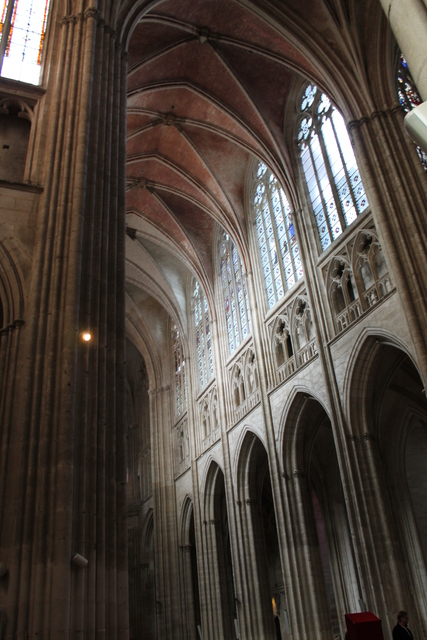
[345,612,384,640]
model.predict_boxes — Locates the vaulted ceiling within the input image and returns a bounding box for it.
[124,0,384,359]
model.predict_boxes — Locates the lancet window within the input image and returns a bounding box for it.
[253,161,303,309]
[0,0,50,84]
[220,232,251,354]
[298,84,369,251]
[397,55,427,170]
[193,281,214,389]
[173,325,187,418]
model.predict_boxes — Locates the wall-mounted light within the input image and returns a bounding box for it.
[82,332,91,342]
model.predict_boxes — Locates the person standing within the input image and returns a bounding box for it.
[392,611,414,639]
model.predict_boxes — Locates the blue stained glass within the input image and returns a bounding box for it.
[254,162,303,305]
[218,234,252,354]
[300,83,371,247]
[1,0,51,84]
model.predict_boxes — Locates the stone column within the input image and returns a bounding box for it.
[348,110,427,384]
[148,385,182,640]
[378,0,427,99]
[344,432,409,633]
[0,5,129,639]
[209,316,251,640]
[282,469,333,640]
[244,270,333,640]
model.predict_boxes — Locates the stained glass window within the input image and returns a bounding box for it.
[173,325,187,417]
[194,280,214,389]
[298,84,369,252]
[0,0,50,84]
[220,232,251,354]
[254,161,304,309]
[397,55,427,171]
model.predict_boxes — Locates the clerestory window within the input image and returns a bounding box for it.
[173,325,187,418]
[253,161,303,309]
[193,280,214,389]
[220,232,251,354]
[397,54,427,170]
[0,0,51,84]
[298,84,369,252]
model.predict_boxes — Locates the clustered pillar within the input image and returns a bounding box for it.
[0,5,128,639]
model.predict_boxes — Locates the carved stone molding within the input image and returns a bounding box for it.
[84,8,101,22]
[293,469,305,479]
[126,226,137,240]
[147,384,171,396]
[62,8,105,27]
[0,321,23,334]
[198,27,210,44]
[61,15,78,26]
[348,105,403,130]
[104,25,117,38]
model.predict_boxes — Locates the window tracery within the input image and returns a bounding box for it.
[232,364,245,410]
[292,296,315,361]
[0,0,50,84]
[193,280,214,389]
[220,231,251,354]
[173,417,190,476]
[173,325,187,418]
[269,292,317,385]
[324,226,392,334]
[297,84,369,251]
[328,256,360,332]
[197,386,220,453]
[397,54,427,170]
[273,314,294,371]
[229,347,260,422]
[253,161,303,309]
[353,229,391,307]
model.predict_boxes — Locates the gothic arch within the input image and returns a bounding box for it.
[202,461,236,640]
[279,387,331,473]
[343,329,418,426]
[233,425,268,483]
[178,496,201,640]
[235,431,280,640]
[281,391,359,638]
[126,301,161,390]
[199,454,223,497]
[346,333,427,634]
[180,495,194,547]
[0,239,24,325]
